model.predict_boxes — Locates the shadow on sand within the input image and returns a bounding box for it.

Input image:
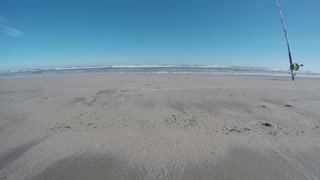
[32,147,308,180]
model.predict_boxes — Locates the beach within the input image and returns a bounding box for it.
[0,74,320,180]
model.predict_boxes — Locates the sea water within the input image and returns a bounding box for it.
[1,65,319,78]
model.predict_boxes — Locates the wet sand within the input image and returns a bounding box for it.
[0,74,320,179]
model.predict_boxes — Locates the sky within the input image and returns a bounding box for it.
[0,0,319,71]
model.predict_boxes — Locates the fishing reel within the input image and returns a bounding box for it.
[290,63,303,71]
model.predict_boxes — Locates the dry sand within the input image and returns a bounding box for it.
[0,74,320,180]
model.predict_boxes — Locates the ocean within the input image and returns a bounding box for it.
[1,65,319,78]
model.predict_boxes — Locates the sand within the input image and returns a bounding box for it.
[0,74,319,180]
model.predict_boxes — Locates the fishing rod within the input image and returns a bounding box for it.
[274,0,302,81]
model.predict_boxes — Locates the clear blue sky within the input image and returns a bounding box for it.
[1,0,319,71]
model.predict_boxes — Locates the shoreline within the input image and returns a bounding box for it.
[1,72,320,79]
[1,65,319,79]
